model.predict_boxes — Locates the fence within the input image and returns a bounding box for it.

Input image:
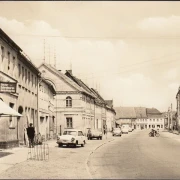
[27,143,49,161]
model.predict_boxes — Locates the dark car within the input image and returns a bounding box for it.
[112,128,122,136]
[87,129,103,140]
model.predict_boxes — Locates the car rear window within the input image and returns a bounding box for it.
[63,131,77,136]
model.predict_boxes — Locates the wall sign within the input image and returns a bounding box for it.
[0,82,17,93]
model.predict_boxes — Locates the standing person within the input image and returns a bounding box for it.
[27,123,35,148]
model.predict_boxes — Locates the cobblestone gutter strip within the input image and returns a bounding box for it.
[85,138,115,179]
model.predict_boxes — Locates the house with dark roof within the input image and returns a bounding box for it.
[65,70,116,132]
[38,63,97,135]
[114,107,137,128]
[114,106,165,130]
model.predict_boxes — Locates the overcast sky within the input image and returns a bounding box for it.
[1,1,180,112]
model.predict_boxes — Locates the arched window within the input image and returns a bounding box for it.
[66,96,72,107]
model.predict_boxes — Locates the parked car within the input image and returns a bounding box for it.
[87,129,103,140]
[56,129,86,147]
[121,124,129,134]
[128,126,133,132]
[112,128,122,136]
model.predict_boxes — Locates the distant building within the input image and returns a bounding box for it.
[114,106,165,130]
[114,107,136,128]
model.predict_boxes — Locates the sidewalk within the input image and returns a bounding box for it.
[0,133,114,177]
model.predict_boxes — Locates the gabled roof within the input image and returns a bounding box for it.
[134,107,147,118]
[39,63,94,97]
[114,107,137,119]
[146,108,161,115]
[65,70,96,98]
[0,28,22,52]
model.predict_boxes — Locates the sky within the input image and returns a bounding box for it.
[0,1,180,112]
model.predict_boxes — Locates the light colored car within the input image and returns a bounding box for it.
[128,126,133,132]
[87,129,103,140]
[56,129,86,147]
[121,125,129,134]
[112,128,122,136]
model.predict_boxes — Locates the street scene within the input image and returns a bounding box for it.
[0,1,180,179]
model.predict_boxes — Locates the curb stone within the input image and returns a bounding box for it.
[85,138,115,179]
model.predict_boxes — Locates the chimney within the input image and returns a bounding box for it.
[67,70,72,74]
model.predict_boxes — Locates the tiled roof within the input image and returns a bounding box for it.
[65,70,96,98]
[114,107,137,119]
[39,63,93,96]
[134,107,147,118]
[146,108,161,114]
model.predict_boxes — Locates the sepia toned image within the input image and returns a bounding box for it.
[0,1,180,179]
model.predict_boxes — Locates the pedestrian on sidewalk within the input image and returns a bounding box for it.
[27,123,35,148]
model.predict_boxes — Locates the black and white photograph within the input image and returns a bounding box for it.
[0,1,180,179]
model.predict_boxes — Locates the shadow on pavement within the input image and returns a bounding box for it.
[0,152,13,158]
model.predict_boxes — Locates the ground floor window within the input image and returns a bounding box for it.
[66,117,73,128]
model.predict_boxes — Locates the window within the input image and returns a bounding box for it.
[32,74,33,86]
[1,46,4,60]
[18,64,21,77]
[13,56,15,69]
[28,71,30,83]
[9,103,15,129]
[25,69,27,81]
[66,117,73,128]
[35,77,37,87]
[78,131,83,136]
[22,66,24,79]
[66,96,72,107]
[7,52,10,70]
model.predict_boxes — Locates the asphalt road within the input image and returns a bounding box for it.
[88,130,180,179]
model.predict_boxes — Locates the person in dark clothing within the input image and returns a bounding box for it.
[27,123,35,148]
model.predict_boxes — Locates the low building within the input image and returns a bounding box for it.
[114,107,137,128]
[115,106,165,130]
[38,78,56,141]
[136,108,165,130]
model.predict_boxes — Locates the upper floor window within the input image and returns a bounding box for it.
[32,74,33,86]
[1,46,4,60]
[22,66,24,78]
[28,71,30,83]
[7,52,10,70]
[25,69,27,81]
[18,64,21,77]
[13,56,15,69]
[66,96,72,107]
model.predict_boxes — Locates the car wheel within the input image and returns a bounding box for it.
[58,143,62,147]
[81,141,85,147]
